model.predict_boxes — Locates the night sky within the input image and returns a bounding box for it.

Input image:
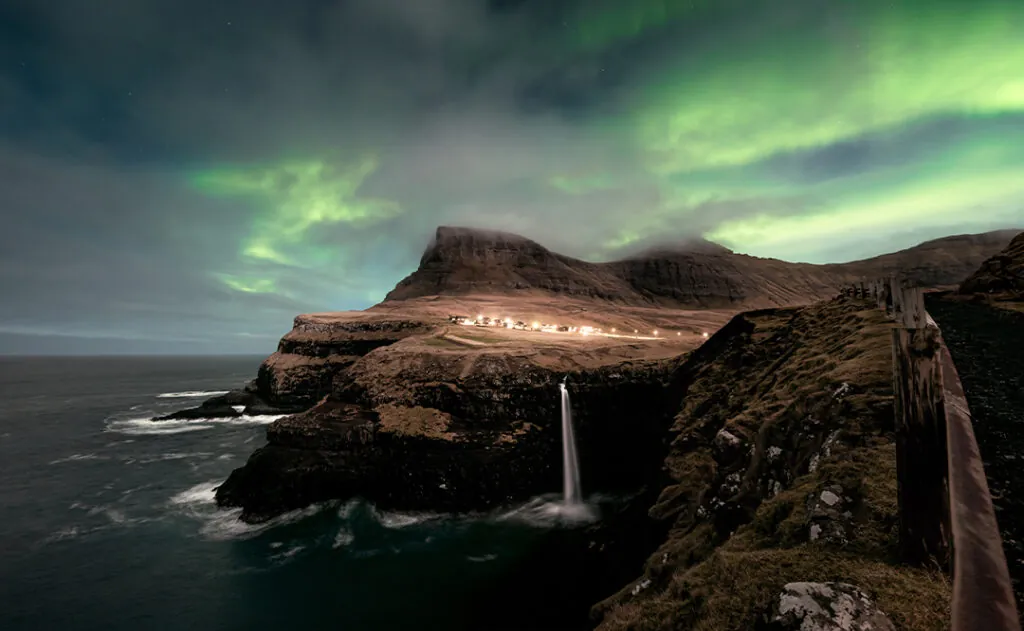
[2,0,1022,354]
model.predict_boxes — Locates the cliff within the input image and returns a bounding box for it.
[384,227,640,303]
[215,325,689,521]
[958,230,1024,299]
[592,297,950,630]
[186,224,1008,628]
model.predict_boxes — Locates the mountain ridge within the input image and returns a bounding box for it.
[383,226,1019,309]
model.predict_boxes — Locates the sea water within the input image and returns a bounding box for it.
[0,356,611,631]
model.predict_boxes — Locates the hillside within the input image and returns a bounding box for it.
[593,298,950,630]
[958,230,1024,299]
[836,229,1023,289]
[384,226,1017,309]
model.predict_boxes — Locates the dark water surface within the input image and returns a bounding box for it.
[0,356,610,631]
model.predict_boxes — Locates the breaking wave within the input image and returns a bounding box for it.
[105,415,285,436]
[168,481,329,541]
[156,390,230,399]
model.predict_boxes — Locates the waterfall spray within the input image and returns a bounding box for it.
[559,378,583,505]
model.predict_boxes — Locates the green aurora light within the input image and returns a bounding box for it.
[191,0,1024,297]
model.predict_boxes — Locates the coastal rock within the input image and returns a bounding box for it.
[215,341,682,521]
[159,315,435,421]
[767,582,895,631]
[256,314,434,407]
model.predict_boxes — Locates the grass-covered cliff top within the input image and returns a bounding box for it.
[593,297,950,630]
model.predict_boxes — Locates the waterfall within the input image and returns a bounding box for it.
[559,381,583,505]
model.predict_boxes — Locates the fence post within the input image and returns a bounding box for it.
[891,284,951,568]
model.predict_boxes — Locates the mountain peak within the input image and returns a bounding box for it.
[382,225,1018,308]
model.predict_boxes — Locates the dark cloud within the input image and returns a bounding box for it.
[1,0,1020,353]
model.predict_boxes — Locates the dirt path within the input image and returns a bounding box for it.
[927,297,1024,616]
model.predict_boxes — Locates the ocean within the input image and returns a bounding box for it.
[0,356,622,631]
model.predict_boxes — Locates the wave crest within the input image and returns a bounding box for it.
[156,390,229,399]
[105,415,285,436]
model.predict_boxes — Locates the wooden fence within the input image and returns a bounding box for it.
[841,278,1020,630]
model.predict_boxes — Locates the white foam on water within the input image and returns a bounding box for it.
[168,480,329,541]
[333,530,355,548]
[106,414,286,436]
[170,481,219,507]
[376,510,441,529]
[337,499,361,519]
[468,554,498,562]
[495,495,599,528]
[271,545,306,561]
[49,453,108,465]
[232,405,246,413]
[156,390,230,399]
[107,418,215,436]
[137,452,214,464]
[47,526,80,541]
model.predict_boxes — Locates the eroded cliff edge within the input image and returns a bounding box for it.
[213,316,689,521]
[592,297,950,630]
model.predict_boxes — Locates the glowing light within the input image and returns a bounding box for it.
[532,322,540,329]
[611,328,616,333]
[191,158,400,273]
[478,315,483,321]
[702,332,710,338]
[677,332,681,336]
[653,330,658,336]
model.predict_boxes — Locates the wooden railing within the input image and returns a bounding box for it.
[841,278,1020,630]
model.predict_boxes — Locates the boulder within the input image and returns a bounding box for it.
[767,582,895,631]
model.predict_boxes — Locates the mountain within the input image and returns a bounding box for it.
[384,226,1018,309]
[958,230,1024,298]
[835,229,1023,289]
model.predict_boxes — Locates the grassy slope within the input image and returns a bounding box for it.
[593,297,950,630]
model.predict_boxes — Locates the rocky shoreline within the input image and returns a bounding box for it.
[161,295,955,629]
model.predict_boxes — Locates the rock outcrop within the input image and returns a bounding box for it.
[384,226,640,303]
[767,582,895,631]
[958,230,1024,298]
[160,314,435,421]
[592,297,950,630]
[215,334,683,521]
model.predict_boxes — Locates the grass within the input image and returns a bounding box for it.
[374,403,457,440]
[593,298,950,630]
[422,337,463,348]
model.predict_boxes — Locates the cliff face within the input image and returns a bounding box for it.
[385,226,638,302]
[254,314,434,408]
[215,338,682,521]
[383,226,1016,309]
[201,225,1018,519]
[592,297,950,630]
[958,230,1024,297]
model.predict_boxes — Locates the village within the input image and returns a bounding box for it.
[447,314,710,341]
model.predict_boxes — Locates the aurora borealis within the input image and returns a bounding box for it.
[1,0,1022,352]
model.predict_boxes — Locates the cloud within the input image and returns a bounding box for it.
[0,0,1022,353]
